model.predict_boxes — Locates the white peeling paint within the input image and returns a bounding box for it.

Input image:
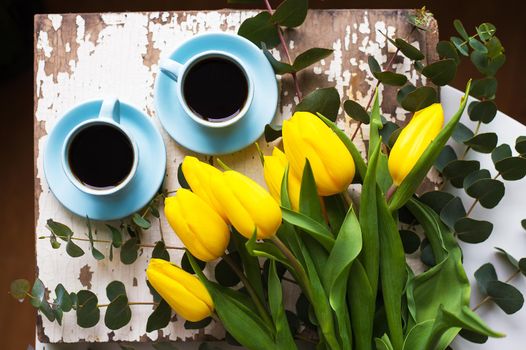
[49,14,62,31]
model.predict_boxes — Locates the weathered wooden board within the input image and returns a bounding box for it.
[34,9,439,343]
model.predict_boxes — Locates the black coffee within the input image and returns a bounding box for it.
[183,57,248,122]
[68,124,134,189]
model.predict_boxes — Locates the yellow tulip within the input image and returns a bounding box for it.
[388,103,444,186]
[146,258,213,322]
[211,170,282,239]
[164,189,229,262]
[283,111,355,196]
[263,147,301,211]
[181,156,228,222]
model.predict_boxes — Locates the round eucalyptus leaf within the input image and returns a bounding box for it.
[152,241,170,261]
[295,87,340,122]
[420,239,436,267]
[468,100,497,124]
[397,84,416,105]
[184,317,212,329]
[343,100,370,124]
[470,50,489,75]
[464,132,498,153]
[271,0,308,28]
[146,300,172,332]
[466,178,505,209]
[379,121,399,147]
[459,329,489,344]
[463,169,491,190]
[519,258,526,276]
[400,230,420,254]
[469,37,488,53]
[107,280,127,302]
[491,144,512,164]
[452,122,474,143]
[46,219,74,241]
[515,136,526,156]
[55,283,73,312]
[10,279,30,300]
[373,71,408,86]
[39,300,56,322]
[264,124,282,142]
[106,224,123,248]
[454,217,493,244]
[442,160,480,188]
[440,197,466,229]
[293,48,334,71]
[422,59,457,86]
[400,86,438,112]
[495,157,526,180]
[435,145,457,173]
[436,41,460,64]
[470,77,497,100]
[450,36,469,56]
[486,280,524,314]
[368,55,381,73]
[486,36,504,57]
[393,38,424,60]
[522,219,526,231]
[453,19,469,40]
[76,290,100,328]
[214,253,242,287]
[238,12,280,49]
[387,127,402,149]
[132,213,151,230]
[495,247,519,269]
[181,251,206,274]
[419,191,455,214]
[177,163,190,190]
[30,279,45,308]
[120,238,139,265]
[474,263,498,295]
[263,48,295,75]
[295,293,312,326]
[66,239,84,257]
[104,294,132,330]
[477,23,496,41]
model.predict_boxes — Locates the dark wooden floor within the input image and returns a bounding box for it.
[1,1,524,348]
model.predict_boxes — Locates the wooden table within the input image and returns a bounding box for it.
[34,9,438,344]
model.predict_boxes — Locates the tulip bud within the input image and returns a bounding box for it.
[283,111,355,196]
[165,189,229,262]
[211,170,282,239]
[388,103,444,186]
[263,147,301,211]
[181,156,228,222]
[146,258,213,322]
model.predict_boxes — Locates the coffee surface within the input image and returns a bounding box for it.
[68,124,134,189]
[183,57,248,122]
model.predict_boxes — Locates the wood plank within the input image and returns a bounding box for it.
[34,9,439,343]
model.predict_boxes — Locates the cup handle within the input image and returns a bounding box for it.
[159,57,183,82]
[99,98,120,123]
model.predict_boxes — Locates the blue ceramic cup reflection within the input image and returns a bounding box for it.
[159,50,254,128]
[61,98,139,196]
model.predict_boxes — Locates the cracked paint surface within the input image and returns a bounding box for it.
[34,9,438,343]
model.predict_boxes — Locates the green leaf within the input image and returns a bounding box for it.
[106,225,122,248]
[348,260,375,350]
[400,86,438,112]
[400,230,420,254]
[436,41,460,64]
[281,208,334,251]
[491,144,512,164]
[463,169,490,189]
[522,219,526,230]
[442,160,480,188]
[177,162,190,190]
[468,100,497,123]
[477,23,496,41]
[459,328,489,344]
[419,191,455,214]
[181,251,206,274]
[39,300,55,322]
[466,178,505,208]
[152,241,170,261]
[374,71,408,86]
[107,280,127,302]
[105,294,132,330]
[515,136,526,155]
[268,261,297,350]
[469,37,488,53]
[293,48,333,71]
[343,100,369,124]
[132,213,151,230]
[238,12,280,49]
[368,55,381,73]
[495,157,526,180]
[397,84,416,105]
[440,197,466,229]
[474,263,498,295]
[495,247,519,269]
[435,145,457,173]
[245,231,292,271]
[215,254,242,287]
[76,290,100,328]
[298,159,326,225]
[422,59,457,86]
[451,36,469,56]
[46,219,73,241]
[455,218,493,243]
[393,38,424,60]
[55,284,73,312]
[263,49,295,75]
[120,238,139,265]
[452,122,474,143]
[470,77,497,99]
[464,132,498,153]
[271,0,308,28]
[453,19,469,40]
[264,124,282,142]
[295,87,340,122]
[184,317,212,330]
[486,281,524,314]
[146,300,171,332]
[519,259,526,276]
[66,239,85,257]
[10,279,30,300]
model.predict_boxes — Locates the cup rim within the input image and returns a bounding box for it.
[61,119,139,196]
[175,50,254,129]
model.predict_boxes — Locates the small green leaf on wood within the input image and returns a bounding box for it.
[464,133,498,153]
[184,317,212,330]
[107,280,127,302]
[66,239,85,258]
[400,86,438,112]
[133,213,151,230]
[368,55,381,73]
[495,247,519,269]
[264,124,282,142]
[293,48,333,71]
[486,281,524,314]
[39,300,56,322]
[474,263,498,294]
[515,136,526,156]
[47,219,73,241]
[519,259,526,276]
[177,163,190,190]
[105,294,132,330]
[263,49,295,75]
[437,41,460,64]
[215,254,242,287]
[238,12,280,49]
[495,157,526,181]
[181,251,206,274]
[392,38,424,60]
[295,87,340,122]
[107,224,122,248]
[76,290,100,328]
[271,0,308,28]
[454,217,493,243]
[400,230,420,254]
[373,71,408,86]
[152,241,170,261]
[10,279,30,300]
[343,100,370,124]
[146,299,172,332]
[55,284,73,312]
[468,100,497,124]
[422,59,457,86]
[120,238,139,265]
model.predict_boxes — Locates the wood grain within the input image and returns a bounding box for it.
[34,9,438,343]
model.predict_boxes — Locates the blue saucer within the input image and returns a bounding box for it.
[154,32,278,155]
[44,100,166,221]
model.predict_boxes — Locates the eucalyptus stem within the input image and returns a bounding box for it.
[97,301,157,308]
[472,269,521,311]
[39,236,185,250]
[222,254,273,326]
[461,121,482,160]
[465,172,501,217]
[263,0,303,100]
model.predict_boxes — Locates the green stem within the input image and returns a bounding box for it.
[270,236,311,297]
[39,236,185,250]
[222,254,273,326]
